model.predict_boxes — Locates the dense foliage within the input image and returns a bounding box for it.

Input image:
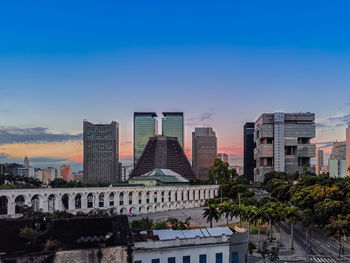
[0,174,42,188]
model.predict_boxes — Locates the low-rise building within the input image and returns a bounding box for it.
[134,227,248,263]
[17,167,35,177]
[129,168,189,186]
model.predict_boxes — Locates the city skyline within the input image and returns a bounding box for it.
[1,1,350,170]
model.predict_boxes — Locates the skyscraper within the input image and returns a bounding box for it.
[162,112,184,148]
[243,122,256,181]
[192,127,217,180]
[329,141,346,178]
[347,125,350,177]
[134,112,158,166]
[83,121,119,184]
[60,165,73,181]
[254,112,316,182]
[316,149,324,175]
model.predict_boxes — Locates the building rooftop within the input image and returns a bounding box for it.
[132,168,189,184]
[153,227,233,240]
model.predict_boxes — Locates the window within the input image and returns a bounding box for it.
[168,257,176,263]
[134,261,142,263]
[152,259,160,263]
[245,253,248,263]
[216,253,223,263]
[199,254,207,263]
[232,252,239,263]
[183,256,190,263]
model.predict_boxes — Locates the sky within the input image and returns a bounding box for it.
[0,1,350,171]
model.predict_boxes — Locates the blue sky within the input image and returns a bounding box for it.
[0,1,349,170]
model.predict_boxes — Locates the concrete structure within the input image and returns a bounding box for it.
[162,112,184,149]
[42,167,57,184]
[316,149,324,175]
[131,136,195,180]
[0,184,218,217]
[192,127,218,181]
[330,141,346,160]
[73,172,84,182]
[134,227,248,263]
[217,153,229,164]
[347,125,350,177]
[254,112,316,182]
[329,160,347,178]
[121,164,133,182]
[17,167,35,178]
[60,165,73,181]
[129,168,189,186]
[83,121,120,184]
[243,122,256,181]
[134,112,158,166]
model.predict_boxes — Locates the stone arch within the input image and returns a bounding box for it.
[129,207,137,213]
[128,192,133,205]
[48,194,56,212]
[192,189,195,200]
[147,205,153,213]
[139,206,146,213]
[168,191,172,202]
[0,196,8,215]
[155,205,161,212]
[153,191,158,203]
[98,193,105,208]
[61,194,69,211]
[109,193,115,207]
[31,195,41,212]
[138,191,142,204]
[161,191,165,202]
[162,203,168,211]
[181,190,184,201]
[146,191,150,204]
[118,192,125,205]
[75,193,82,209]
[175,191,178,201]
[14,195,26,214]
[87,193,94,208]
[120,207,127,214]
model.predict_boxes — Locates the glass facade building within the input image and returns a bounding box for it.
[134,112,158,166]
[162,112,184,148]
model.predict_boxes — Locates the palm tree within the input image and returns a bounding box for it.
[285,206,300,250]
[219,201,232,226]
[256,206,269,250]
[263,202,279,241]
[203,204,220,228]
[241,205,258,241]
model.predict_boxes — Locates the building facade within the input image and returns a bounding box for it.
[254,112,316,182]
[243,122,256,181]
[329,141,347,178]
[0,184,218,217]
[131,136,195,180]
[162,112,184,149]
[347,125,350,177]
[42,167,57,184]
[17,167,35,178]
[134,112,158,166]
[316,149,324,175]
[192,128,217,180]
[60,165,73,181]
[217,153,229,164]
[134,227,248,263]
[83,121,120,184]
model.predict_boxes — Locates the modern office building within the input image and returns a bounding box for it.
[254,112,316,183]
[134,112,158,166]
[192,127,217,180]
[347,125,350,177]
[316,149,324,175]
[217,153,229,164]
[329,141,347,178]
[131,136,195,180]
[243,122,256,181]
[134,227,248,263]
[162,112,184,148]
[60,165,73,181]
[83,121,119,184]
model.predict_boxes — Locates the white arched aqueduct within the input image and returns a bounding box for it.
[0,185,218,217]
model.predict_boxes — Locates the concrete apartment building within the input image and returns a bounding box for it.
[60,165,73,181]
[347,125,350,177]
[329,141,347,178]
[83,121,120,184]
[316,149,324,175]
[192,127,217,180]
[254,112,316,183]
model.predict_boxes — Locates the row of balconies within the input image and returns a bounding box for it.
[254,144,316,159]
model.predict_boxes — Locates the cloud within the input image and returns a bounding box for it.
[0,126,82,145]
[200,112,215,122]
[316,113,350,130]
[185,111,216,126]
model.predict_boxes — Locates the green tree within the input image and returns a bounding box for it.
[203,204,220,228]
[285,206,300,250]
[219,201,232,225]
[325,216,350,258]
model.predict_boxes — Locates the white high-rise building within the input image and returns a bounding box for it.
[329,141,346,178]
